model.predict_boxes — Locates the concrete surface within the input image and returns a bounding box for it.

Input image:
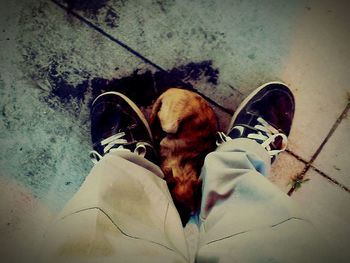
[292,169,350,261]
[0,0,349,262]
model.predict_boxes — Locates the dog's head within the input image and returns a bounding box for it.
[150,88,197,133]
[150,88,217,141]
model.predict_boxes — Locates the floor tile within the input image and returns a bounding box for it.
[312,111,350,189]
[0,0,152,211]
[292,169,350,261]
[280,0,350,160]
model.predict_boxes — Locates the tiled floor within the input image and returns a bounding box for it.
[0,0,349,262]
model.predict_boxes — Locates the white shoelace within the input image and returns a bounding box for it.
[218,117,288,158]
[89,132,148,164]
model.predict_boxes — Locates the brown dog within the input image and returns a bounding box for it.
[150,88,218,224]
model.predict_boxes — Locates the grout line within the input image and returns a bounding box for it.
[286,150,350,194]
[288,101,350,196]
[50,0,233,115]
[285,149,308,164]
[50,0,165,72]
[310,166,350,194]
[306,102,350,166]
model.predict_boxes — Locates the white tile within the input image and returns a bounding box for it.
[313,113,350,189]
[292,169,350,261]
[281,0,350,160]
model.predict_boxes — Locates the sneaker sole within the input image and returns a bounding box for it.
[92,91,153,140]
[227,81,291,133]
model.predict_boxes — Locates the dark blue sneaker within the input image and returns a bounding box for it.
[219,82,295,162]
[89,91,158,164]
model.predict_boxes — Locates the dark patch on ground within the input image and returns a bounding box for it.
[104,8,119,28]
[168,61,219,86]
[248,53,256,60]
[90,70,157,107]
[45,60,220,114]
[65,0,109,14]
[18,147,57,190]
[47,61,89,104]
[153,0,176,13]
[64,0,120,28]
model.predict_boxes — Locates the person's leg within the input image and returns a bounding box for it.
[40,92,189,263]
[196,82,338,263]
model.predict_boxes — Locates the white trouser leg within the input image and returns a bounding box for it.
[197,138,337,263]
[40,151,189,263]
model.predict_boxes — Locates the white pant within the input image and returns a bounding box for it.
[40,139,338,263]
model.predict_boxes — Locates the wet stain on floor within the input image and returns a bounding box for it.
[48,61,89,105]
[65,0,109,14]
[45,60,221,114]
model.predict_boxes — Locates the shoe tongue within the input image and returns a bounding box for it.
[271,135,283,150]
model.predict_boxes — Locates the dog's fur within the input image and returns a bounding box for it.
[150,88,218,224]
